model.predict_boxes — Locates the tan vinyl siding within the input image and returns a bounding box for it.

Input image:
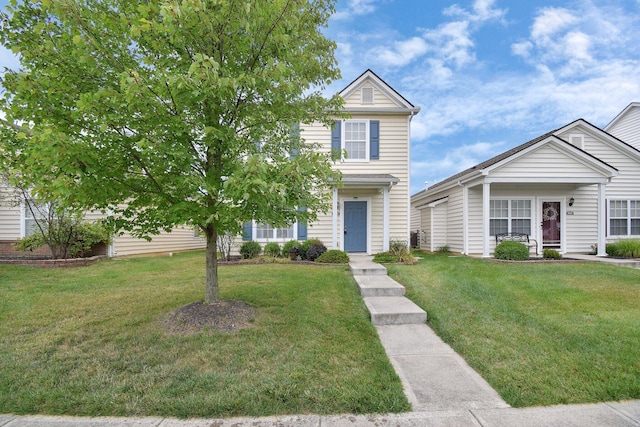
[432,202,448,251]
[112,227,205,257]
[343,86,402,109]
[606,106,640,150]
[419,208,431,251]
[0,204,21,240]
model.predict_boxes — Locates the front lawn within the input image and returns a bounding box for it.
[388,253,640,407]
[0,251,409,418]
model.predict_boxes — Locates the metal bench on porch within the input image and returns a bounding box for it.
[495,232,538,255]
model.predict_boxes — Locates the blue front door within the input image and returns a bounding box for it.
[344,201,367,252]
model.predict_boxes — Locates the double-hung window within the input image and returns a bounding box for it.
[609,200,640,236]
[23,200,48,237]
[490,199,532,235]
[255,223,295,241]
[343,120,368,161]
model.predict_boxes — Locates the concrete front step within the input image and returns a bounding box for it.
[350,264,388,275]
[354,275,405,297]
[363,296,427,325]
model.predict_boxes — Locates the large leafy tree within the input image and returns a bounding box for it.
[0,0,343,303]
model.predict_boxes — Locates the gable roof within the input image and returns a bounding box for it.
[339,69,420,114]
[604,102,640,131]
[419,119,618,195]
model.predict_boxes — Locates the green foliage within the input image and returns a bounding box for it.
[282,239,301,256]
[494,241,530,260]
[239,241,261,259]
[389,239,414,264]
[373,251,398,263]
[301,238,323,255]
[316,250,350,264]
[606,239,640,258]
[0,0,344,302]
[263,242,281,258]
[542,249,562,260]
[14,217,111,259]
[305,243,327,262]
[436,245,450,253]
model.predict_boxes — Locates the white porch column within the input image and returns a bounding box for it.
[483,182,491,257]
[462,184,469,255]
[332,187,338,250]
[383,185,390,251]
[597,183,607,257]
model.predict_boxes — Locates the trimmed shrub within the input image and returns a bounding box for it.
[494,241,529,261]
[606,239,640,258]
[373,251,398,263]
[301,238,323,258]
[283,240,301,257]
[306,243,327,262]
[239,240,261,259]
[263,242,281,258]
[316,250,350,264]
[543,249,562,260]
[388,239,414,264]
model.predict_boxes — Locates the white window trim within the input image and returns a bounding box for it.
[489,198,534,236]
[569,134,585,150]
[607,198,640,237]
[342,119,370,163]
[361,87,374,104]
[252,221,298,243]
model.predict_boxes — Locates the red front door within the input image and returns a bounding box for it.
[542,201,561,248]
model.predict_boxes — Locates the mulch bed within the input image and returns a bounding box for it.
[161,300,256,335]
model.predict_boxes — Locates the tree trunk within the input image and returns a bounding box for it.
[205,225,219,304]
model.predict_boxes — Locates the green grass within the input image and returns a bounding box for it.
[388,253,640,407]
[0,251,409,418]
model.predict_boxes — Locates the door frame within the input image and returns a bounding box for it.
[340,197,371,254]
[538,198,566,253]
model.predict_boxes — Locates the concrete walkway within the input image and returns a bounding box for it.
[2,255,639,426]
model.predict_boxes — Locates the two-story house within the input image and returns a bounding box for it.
[242,69,420,254]
[1,69,419,258]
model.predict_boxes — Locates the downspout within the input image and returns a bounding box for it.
[407,110,418,248]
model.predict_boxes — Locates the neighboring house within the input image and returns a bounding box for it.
[243,69,420,254]
[605,102,640,149]
[411,114,640,257]
[0,189,206,257]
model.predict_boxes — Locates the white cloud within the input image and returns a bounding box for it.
[530,7,577,40]
[378,37,429,67]
[332,0,378,20]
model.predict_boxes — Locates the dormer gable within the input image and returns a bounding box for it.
[338,69,420,114]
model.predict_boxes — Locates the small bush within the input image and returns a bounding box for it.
[373,251,398,263]
[263,242,281,257]
[494,241,529,261]
[436,245,450,253]
[543,249,562,260]
[306,243,327,262]
[316,250,350,264]
[239,240,261,259]
[300,238,323,259]
[606,239,640,258]
[283,240,301,256]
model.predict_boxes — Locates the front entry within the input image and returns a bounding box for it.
[541,201,561,249]
[344,201,367,252]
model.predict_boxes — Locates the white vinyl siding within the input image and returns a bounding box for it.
[606,105,640,150]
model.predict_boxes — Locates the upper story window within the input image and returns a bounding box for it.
[331,120,379,162]
[609,200,640,236]
[344,120,368,161]
[490,199,532,236]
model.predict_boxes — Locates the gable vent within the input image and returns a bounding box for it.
[361,87,374,104]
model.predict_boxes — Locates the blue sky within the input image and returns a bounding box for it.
[326,0,640,193]
[2,0,640,195]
